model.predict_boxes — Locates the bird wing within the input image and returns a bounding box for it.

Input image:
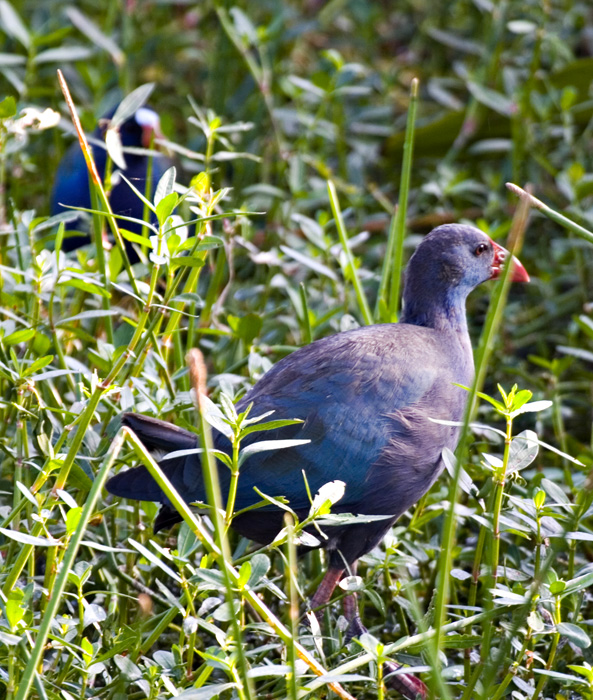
[214,323,469,514]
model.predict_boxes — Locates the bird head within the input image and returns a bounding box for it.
[410,224,529,292]
[132,107,164,149]
[401,224,529,329]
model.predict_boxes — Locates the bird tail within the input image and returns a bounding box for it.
[121,412,197,451]
[105,412,200,509]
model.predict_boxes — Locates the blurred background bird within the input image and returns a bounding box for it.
[106,224,529,699]
[51,106,172,260]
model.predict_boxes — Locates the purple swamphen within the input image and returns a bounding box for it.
[106,224,529,699]
[51,107,170,257]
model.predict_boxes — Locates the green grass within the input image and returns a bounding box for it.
[1,1,593,699]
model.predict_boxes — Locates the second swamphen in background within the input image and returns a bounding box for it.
[106,224,529,699]
[51,107,170,256]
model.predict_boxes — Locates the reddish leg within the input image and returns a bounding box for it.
[382,660,428,700]
[310,563,428,700]
[309,566,344,619]
[340,566,428,700]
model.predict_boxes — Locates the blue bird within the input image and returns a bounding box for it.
[106,224,529,699]
[51,107,171,258]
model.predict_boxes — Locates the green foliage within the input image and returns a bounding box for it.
[1,1,593,699]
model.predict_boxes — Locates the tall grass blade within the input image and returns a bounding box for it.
[327,179,373,325]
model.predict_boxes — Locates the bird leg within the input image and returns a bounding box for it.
[310,564,427,700]
[343,589,366,639]
[309,566,344,620]
[342,562,366,640]
[340,565,427,700]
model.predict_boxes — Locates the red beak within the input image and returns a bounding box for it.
[490,240,530,282]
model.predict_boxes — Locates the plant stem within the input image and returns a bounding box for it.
[506,182,593,245]
[327,179,373,325]
[387,78,418,322]
[481,411,513,664]
[285,513,299,700]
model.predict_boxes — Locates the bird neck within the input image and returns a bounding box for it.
[399,283,471,334]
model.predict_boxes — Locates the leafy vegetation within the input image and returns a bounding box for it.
[1,1,593,699]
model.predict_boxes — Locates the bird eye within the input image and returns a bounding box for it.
[474,243,489,256]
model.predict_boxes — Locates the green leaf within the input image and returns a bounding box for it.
[120,228,151,246]
[556,622,591,648]
[0,527,58,546]
[0,0,30,48]
[473,388,505,412]
[252,487,294,513]
[65,6,125,67]
[533,489,546,509]
[176,684,237,699]
[195,235,224,251]
[155,166,177,205]
[0,630,21,645]
[128,538,182,583]
[5,590,25,630]
[510,389,532,412]
[83,603,106,628]
[467,81,517,116]
[3,327,35,345]
[567,664,593,682]
[241,418,303,437]
[247,553,270,587]
[511,400,553,418]
[56,309,121,326]
[527,611,544,633]
[540,478,570,505]
[66,507,83,535]
[81,637,93,665]
[105,126,126,169]
[442,446,476,496]
[508,430,539,472]
[170,255,205,269]
[155,191,179,226]
[113,654,143,681]
[0,95,16,119]
[561,571,593,597]
[439,634,483,649]
[177,522,200,559]
[280,244,338,281]
[111,83,155,128]
[227,313,262,346]
[118,172,156,213]
[190,171,210,192]
[58,278,110,299]
[34,46,94,64]
[67,561,93,588]
[238,438,310,467]
[21,354,54,378]
[15,481,37,507]
[237,561,251,587]
[218,392,237,422]
[192,568,225,587]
